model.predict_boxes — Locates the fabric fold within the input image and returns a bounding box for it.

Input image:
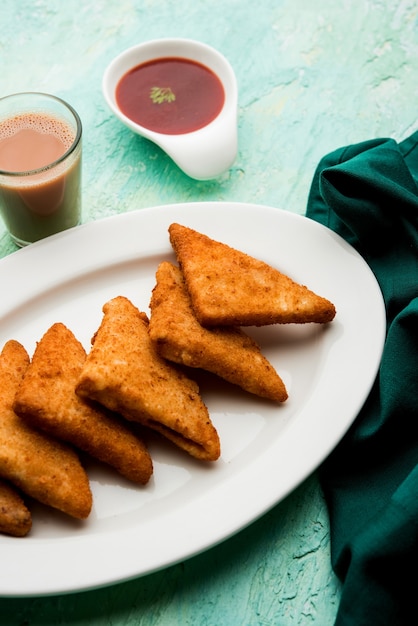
[306,131,418,625]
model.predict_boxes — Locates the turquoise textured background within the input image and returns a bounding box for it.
[1,1,418,624]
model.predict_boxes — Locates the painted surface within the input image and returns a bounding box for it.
[1,0,417,623]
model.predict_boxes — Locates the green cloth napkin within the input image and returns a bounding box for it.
[306,133,418,626]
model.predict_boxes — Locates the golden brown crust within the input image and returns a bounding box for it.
[0,340,92,519]
[0,478,32,537]
[168,223,336,327]
[149,262,288,402]
[76,296,220,462]
[13,324,153,485]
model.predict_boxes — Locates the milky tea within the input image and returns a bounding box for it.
[0,93,82,246]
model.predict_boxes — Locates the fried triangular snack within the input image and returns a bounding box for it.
[76,296,220,462]
[149,262,288,402]
[0,478,32,537]
[168,223,336,327]
[0,340,92,520]
[14,323,153,485]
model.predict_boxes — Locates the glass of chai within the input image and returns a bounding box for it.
[0,92,82,246]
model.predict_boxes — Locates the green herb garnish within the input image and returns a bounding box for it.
[150,87,176,104]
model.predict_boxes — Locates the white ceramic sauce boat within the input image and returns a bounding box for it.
[102,38,238,180]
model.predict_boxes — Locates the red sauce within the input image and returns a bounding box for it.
[116,57,225,135]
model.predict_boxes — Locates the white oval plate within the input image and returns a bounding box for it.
[0,202,385,597]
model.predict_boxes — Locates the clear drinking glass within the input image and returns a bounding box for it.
[0,92,82,246]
